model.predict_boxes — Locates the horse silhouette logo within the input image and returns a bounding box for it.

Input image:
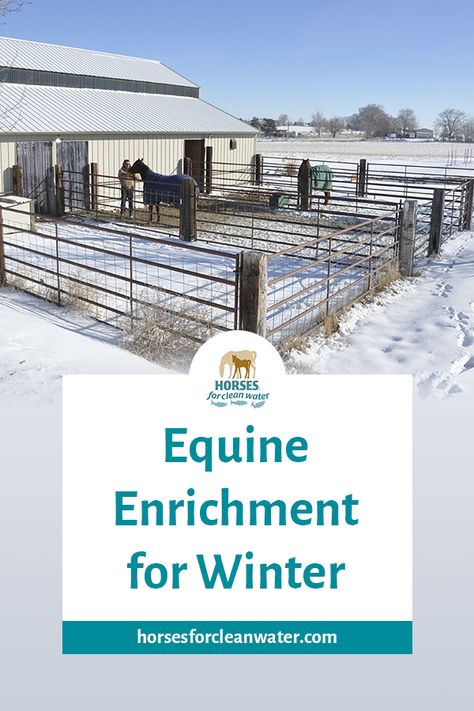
[219,350,257,379]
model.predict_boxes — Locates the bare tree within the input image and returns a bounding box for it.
[396,108,417,137]
[462,117,474,143]
[0,1,28,16]
[277,114,290,127]
[326,116,345,138]
[353,104,394,138]
[311,111,326,137]
[435,109,466,141]
[0,1,29,129]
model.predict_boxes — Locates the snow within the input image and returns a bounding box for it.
[258,138,474,165]
[0,287,169,406]
[286,229,474,404]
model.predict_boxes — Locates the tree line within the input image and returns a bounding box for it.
[249,106,474,141]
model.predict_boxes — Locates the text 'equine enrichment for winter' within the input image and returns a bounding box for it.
[113,424,360,591]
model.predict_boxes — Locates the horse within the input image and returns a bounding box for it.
[232,355,252,379]
[311,164,332,205]
[219,350,257,378]
[128,159,199,223]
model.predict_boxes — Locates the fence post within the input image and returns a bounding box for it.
[254,154,263,186]
[205,146,213,194]
[183,157,192,176]
[12,164,23,197]
[463,180,474,230]
[0,207,5,285]
[429,188,445,255]
[91,162,98,213]
[297,159,312,210]
[239,251,267,336]
[357,159,367,197]
[55,164,65,216]
[82,164,91,211]
[180,177,197,241]
[400,199,418,277]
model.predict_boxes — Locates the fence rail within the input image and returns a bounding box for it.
[0,207,240,353]
[265,209,401,341]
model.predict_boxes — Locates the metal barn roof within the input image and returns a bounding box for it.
[0,36,197,88]
[0,83,255,135]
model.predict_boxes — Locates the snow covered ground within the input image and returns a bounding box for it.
[258,138,474,166]
[0,288,169,406]
[286,229,474,400]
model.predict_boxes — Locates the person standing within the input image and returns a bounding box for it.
[118,159,135,218]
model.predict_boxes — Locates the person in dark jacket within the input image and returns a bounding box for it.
[118,159,135,217]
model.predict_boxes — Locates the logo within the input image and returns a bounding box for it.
[206,348,270,408]
[219,350,257,379]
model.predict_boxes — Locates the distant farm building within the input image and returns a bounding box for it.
[0,36,256,211]
[408,129,434,140]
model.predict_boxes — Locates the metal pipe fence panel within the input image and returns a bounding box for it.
[1,209,240,347]
[265,210,401,343]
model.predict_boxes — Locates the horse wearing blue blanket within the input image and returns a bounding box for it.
[129,159,198,223]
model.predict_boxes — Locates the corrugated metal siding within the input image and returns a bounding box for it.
[0,134,256,193]
[0,84,257,136]
[0,140,16,192]
[0,36,197,88]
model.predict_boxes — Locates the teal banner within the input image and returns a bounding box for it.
[63,621,412,654]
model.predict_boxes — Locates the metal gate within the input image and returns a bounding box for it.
[57,140,89,211]
[16,141,54,214]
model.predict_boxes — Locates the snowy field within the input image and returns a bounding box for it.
[257,138,474,166]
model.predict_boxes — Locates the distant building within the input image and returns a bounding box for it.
[276,125,315,138]
[408,128,434,140]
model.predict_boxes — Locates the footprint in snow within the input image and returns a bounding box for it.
[436,282,453,298]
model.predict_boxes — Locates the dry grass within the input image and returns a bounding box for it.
[5,273,60,305]
[61,272,105,320]
[123,290,219,371]
[321,311,340,337]
[284,162,298,177]
[369,263,401,296]
[278,333,312,356]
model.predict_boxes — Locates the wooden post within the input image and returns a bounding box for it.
[180,177,197,241]
[55,164,65,216]
[400,199,418,277]
[205,146,213,194]
[82,164,91,211]
[0,207,5,285]
[429,188,445,255]
[183,157,192,177]
[91,162,98,213]
[254,154,263,186]
[45,167,55,216]
[239,251,267,336]
[12,164,23,197]
[297,159,312,210]
[463,180,474,230]
[357,159,368,197]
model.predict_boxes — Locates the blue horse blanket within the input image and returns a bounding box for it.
[143,172,195,206]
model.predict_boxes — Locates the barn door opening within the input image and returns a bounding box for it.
[57,141,89,211]
[16,141,54,214]
[184,139,205,191]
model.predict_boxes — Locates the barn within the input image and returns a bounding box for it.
[0,36,257,212]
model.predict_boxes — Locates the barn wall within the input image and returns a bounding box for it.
[0,139,17,193]
[0,132,257,194]
[85,133,256,179]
